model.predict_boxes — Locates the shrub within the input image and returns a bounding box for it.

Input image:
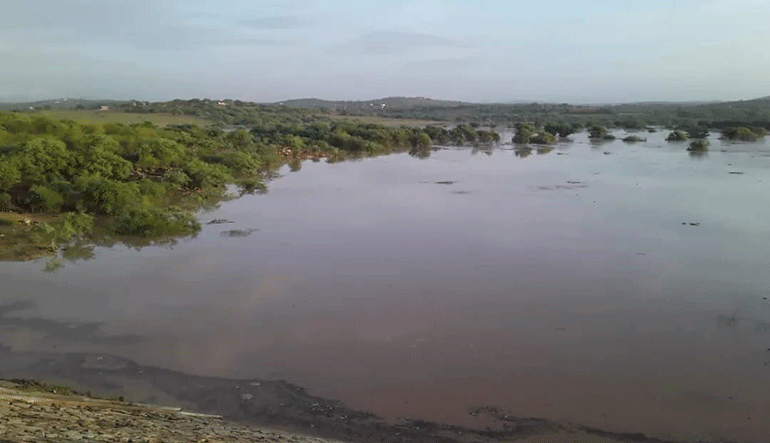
[74,176,141,215]
[721,127,764,141]
[136,178,167,198]
[17,137,73,184]
[183,159,232,189]
[221,151,262,174]
[687,139,709,151]
[27,185,65,213]
[622,135,646,143]
[0,192,11,211]
[530,132,556,144]
[70,135,132,180]
[686,127,709,139]
[513,123,536,143]
[0,159,21,190]
[588,125,613,140]
[137,138,185,168]
[162,169,191,190]
[666,130,689,142]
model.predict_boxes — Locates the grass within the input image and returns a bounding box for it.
[33,110,211,126]
[0,212,60,261]
[331,114,447,128]
[5,379,74,396]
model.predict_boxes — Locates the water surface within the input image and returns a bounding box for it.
[2,131,770,442]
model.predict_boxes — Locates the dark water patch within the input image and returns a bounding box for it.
[220,229,260,238]
[435,181,454,185]
[0,301,143,347]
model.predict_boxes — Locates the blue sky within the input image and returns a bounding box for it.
[1,0,769,103]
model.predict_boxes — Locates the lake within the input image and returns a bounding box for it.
[2,130,770,442]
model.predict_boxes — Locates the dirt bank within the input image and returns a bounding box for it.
[0,348,688,443]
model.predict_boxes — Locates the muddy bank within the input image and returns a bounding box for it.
[0,379,339,443]
[0,348,688,443]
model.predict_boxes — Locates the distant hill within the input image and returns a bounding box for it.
[0,98,120,111]
[274,97,469,110]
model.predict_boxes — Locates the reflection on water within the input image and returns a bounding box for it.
[2,131,770,442]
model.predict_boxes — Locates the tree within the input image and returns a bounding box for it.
[544,123,578,138]
[687,139,709,151]
[686,126,709,139]
[588,125,612,140]
[530,132,556,144]
[17,137,73,185]
[513,123,536,143]
[721,127,764,141]
[666,130,688,142]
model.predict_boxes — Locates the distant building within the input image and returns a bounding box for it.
[99,105,109,112]
[217,101,227,107]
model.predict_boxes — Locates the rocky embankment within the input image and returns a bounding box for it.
[0,380,339,443]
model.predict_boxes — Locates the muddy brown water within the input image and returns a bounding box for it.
[2,131,770,442]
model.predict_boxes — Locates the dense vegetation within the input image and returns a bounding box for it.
[666,130,689,142]
[7,94,770,133]
[720,127,767,141]
[0,111,499,261]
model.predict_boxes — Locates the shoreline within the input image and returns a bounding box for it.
[0,349,682,443]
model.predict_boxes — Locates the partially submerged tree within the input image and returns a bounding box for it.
[666,130,689,142]
[687,139,709,151]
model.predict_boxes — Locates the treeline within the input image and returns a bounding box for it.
[111,99,320,127]
[251,121,499,157]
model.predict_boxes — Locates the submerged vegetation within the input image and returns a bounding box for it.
[720,127,767,141]
[588,125,616,141]
[666,130,689,142]
[687,139,709,151]
[0,111,499,261]
[622,135,646,143]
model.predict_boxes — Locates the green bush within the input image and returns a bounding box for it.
[74,176,141,215]
[70,135,132,180]
[136,178,167,198]
[666,130,688,142]
[530,132,556,144]
[0,160,21,190]
[136,138,185,168]
[622,135,646,143]
[27,185,65,213]
[513,123,536,143]
[221,151,262,174]
[588,125,614,140]
[162,169,192,190]
[17,137,74,184]
[721,127,764,141]
[183,159,232,189]
[688,139,709,151]
[0,192,12,212]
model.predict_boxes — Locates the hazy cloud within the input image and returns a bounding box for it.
[1,0,769,103]
[241,15,316,30]
[337,31,474,55]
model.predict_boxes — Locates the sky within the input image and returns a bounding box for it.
[1,0,769,103]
